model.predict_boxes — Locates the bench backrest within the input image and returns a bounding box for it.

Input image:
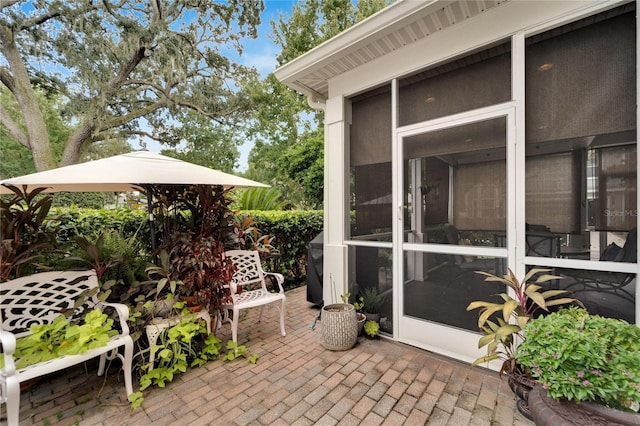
[0,270,99,338]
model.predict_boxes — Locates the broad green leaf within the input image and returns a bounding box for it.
[502,299,518,322]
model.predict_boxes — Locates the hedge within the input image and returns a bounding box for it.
[49,207,323,288]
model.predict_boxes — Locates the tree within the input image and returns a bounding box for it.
[159,111,240,173]
[245,0,390,208]
[0,0,263,172]
[0,86,68,178]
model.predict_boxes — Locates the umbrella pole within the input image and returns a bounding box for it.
[145,186,156,253]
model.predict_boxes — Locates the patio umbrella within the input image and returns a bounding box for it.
[0,150,268,249]
[0,150,268,194]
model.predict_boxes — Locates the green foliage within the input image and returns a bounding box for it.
[51,207,149,249]
[0,310,115,370]
[515,307,640,410]
[1,1,262,170]
[360,287,385,315]
[0,87,68,178]
[132,317,256,409]
[0,185,58,280]
[50,192,113,209]
[223,340,259,363]
[340,292,364,313]
[241,210,323,286]
[159,111,240,173]
[43,206,323,287]
[139,320,221,392]
[245,0,390,209]
[231,187,287,211]
[466,268,578,368]
[364,320,380,338]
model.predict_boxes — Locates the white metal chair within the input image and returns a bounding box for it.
[222,250,286,344]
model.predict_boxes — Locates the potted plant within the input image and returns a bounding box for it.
[364,320,380,338]
[466,268,578,419]
[321,291,358,351]
[516,307,640,425]
[360,287,385,322]
[341,292,366,335]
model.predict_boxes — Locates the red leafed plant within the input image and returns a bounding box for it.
[168,233,235,312]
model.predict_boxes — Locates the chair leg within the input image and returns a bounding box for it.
[258,306,265,323]
[280,298,287,337]
[232,307,239,344]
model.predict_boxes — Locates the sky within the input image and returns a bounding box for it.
[142,1,298,172]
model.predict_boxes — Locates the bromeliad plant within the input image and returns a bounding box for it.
[466,268,578,371]
[515,306,640,411]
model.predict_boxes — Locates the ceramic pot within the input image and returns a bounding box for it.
[505,363,537,421]
[529,384,640,426]
[321,303,358,351]
[356,313,366,336]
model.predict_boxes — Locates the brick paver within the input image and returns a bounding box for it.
[5,286,533,425]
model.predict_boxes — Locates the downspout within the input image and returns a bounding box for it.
[307,93,327,321]
[307,94,327,112]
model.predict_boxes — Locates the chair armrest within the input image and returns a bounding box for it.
[98,301,131,336]
[265,272,285,293]
[0,328,17,375]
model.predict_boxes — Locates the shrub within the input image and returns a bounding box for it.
[515,306,640,410]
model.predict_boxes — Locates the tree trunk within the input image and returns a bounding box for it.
[0,26,57,171]
[60,122,95,166]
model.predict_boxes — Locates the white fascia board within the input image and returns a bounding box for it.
[273,0,445,94]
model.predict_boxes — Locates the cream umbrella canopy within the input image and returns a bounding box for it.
[0,150,268,194]
[0,151,268,250]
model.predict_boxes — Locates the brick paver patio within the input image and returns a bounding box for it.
[5,286,533,425]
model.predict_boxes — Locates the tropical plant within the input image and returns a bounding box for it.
[515,307,640,411]
[232,213,278,256]
[231,187,288,211]
[0,185,58,281]
[466,268,579,370]
[360,287,385,315]
[165,233,235,313]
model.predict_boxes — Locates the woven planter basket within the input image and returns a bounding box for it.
[321,303,358,351]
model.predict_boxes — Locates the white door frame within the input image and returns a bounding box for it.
[393,103,516,365]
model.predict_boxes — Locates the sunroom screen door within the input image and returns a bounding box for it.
[396,107,512,364]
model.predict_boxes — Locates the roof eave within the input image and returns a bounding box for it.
[273,0,446,97]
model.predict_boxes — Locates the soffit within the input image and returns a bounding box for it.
[273,0,508,100]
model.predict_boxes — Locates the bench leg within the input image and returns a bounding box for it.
[5,376,20,426]
[123,338,134,396]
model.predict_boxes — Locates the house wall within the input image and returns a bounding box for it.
[321,0,638,355]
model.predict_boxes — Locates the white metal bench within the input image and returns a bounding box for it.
[222,250,286,344]
[0,270,133,426]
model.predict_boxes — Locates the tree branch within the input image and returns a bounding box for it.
[0,102,29,147]
[18,10,61,31]
[0,1,20,12]
[0,67,15,91]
